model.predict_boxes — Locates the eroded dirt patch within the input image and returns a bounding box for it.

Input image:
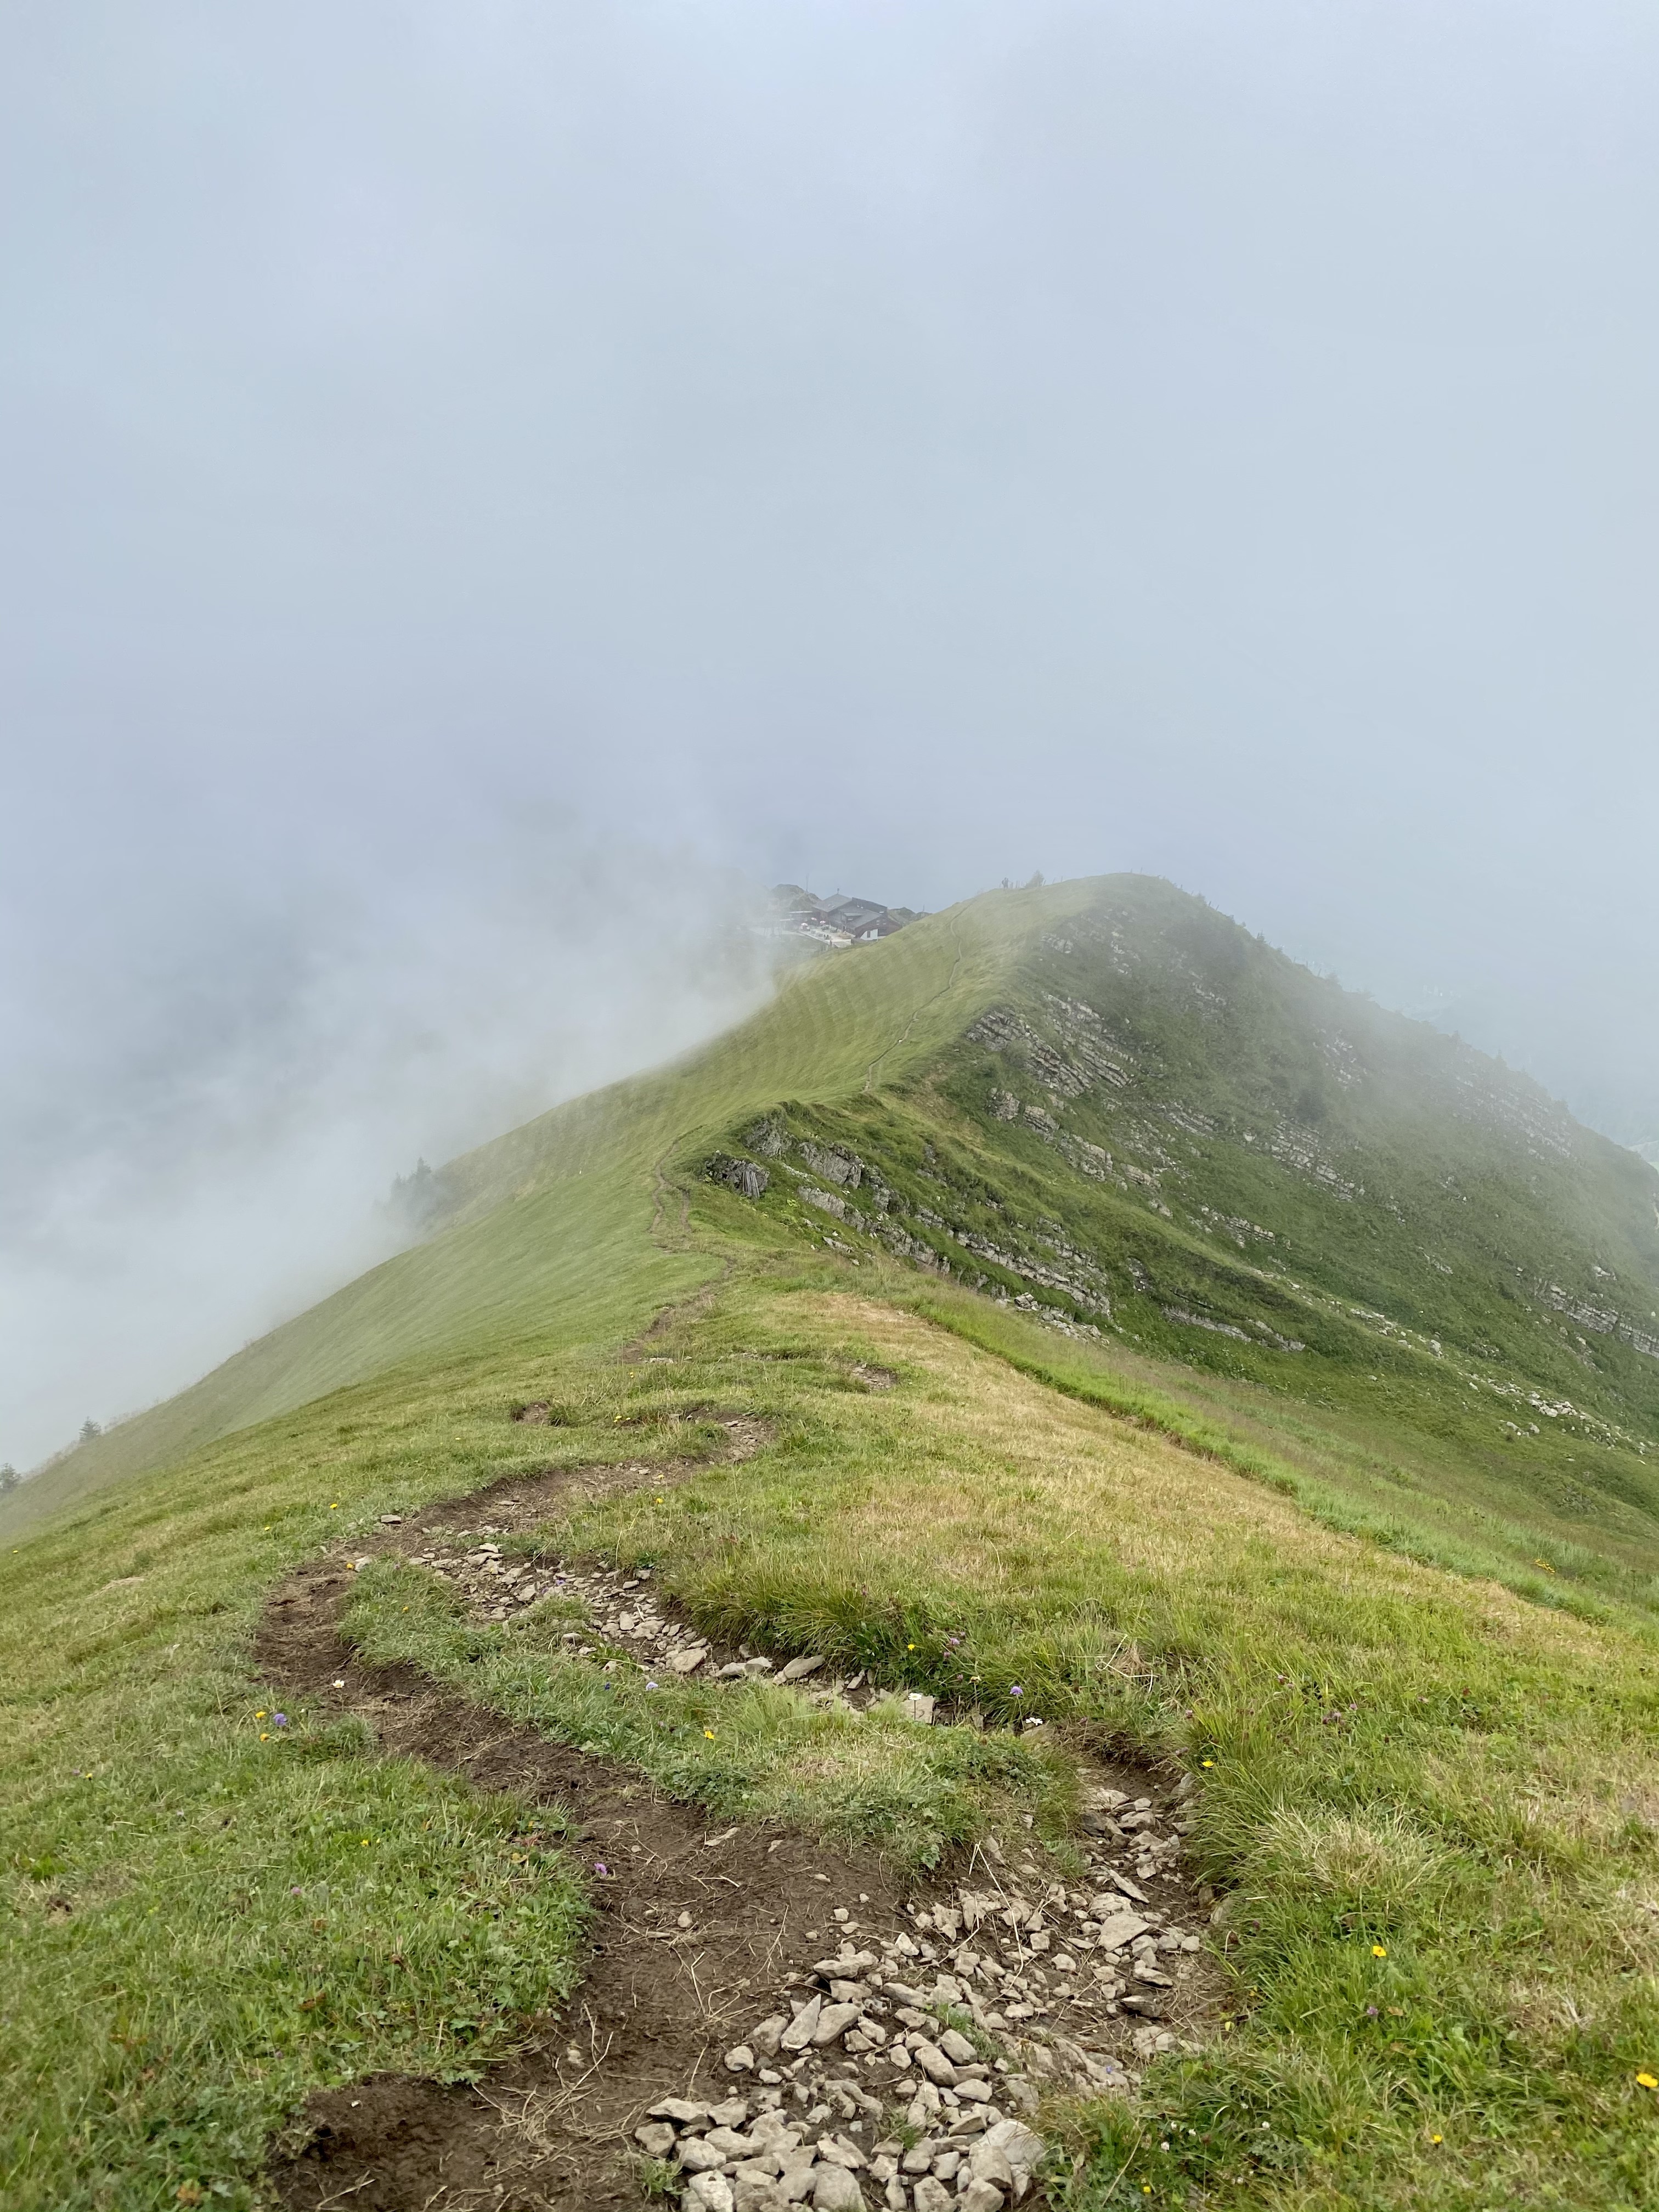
[262,1598,905,2206]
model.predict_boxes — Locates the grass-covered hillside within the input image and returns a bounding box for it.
[7,876,1659,2212]
[703,879,1659,1615]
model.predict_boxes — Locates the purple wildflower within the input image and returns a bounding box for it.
[273,1713,288,1726]
[1009,1684,1024,1697]
[594,1861,610,1877]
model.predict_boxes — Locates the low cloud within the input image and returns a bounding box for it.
[1,816,774,1469]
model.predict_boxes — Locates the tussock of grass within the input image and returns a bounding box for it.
[343,1559,1072,1867]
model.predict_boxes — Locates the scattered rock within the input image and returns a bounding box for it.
[811,2004,863,2047]
[960,2184,1006,2212]
[909,2041,957,2087]
[812,2168,866,2211]
[681,2137,732,2174]
[706,1154,771,1200]
[781,1996,823,2051]
[296,1496,1219,2210]
[980,2120,1044,2187]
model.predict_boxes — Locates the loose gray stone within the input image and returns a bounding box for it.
[637,2122,677,2155]
[777,1655,826,1683]
[938,2028,977,2064]
[910,2039,957,2086]
[913,2181,953,2212]
[815,2134,866,2169]
[680,2138,731,2174]
[961,2182,1007,2212]
[686,2175,736,2212]
[777,2149,819,2202]
[967,2143,1015,2190]
[732,2177,787,2212]
[652,2099,712,2123]
[978,2120,1044,2181]
[780,1995,823,2051]
[810,2002,863,2046]
[882,1982,926,2006]
[725,2046,757,2073]
[706,2128,759,2158]
[810,2168,864,2211]
[1093,1911,1149,1951]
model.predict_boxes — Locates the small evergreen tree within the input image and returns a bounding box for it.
[80,1418,101,1443]
[0,1464,18,1495]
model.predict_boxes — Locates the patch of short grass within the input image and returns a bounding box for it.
[0,1344,684,2209]
[342,1559,1072,1866]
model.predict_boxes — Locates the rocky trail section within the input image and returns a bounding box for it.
[256,1418,1220,2212]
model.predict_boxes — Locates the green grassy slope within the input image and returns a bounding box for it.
[18,874,1659,1615]
[703,877,1659,1612]
[10,884,1074,1532]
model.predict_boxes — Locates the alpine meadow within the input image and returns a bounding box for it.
[8,875,1659,2212]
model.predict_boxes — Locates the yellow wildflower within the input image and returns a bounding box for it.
[1372,1944,1387,1957]
[1638,2073,1659,2091]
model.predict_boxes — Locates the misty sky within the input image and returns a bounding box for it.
[4,1,1658,1466]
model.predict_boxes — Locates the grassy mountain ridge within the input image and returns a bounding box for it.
[8,876,1659,2209]
[694,879,1659,1608]
[15,876,1659,1595]
[5,884,1057,1530]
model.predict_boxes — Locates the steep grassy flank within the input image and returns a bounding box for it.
[699,878,1659,1609]
[9,883,1075,1530]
